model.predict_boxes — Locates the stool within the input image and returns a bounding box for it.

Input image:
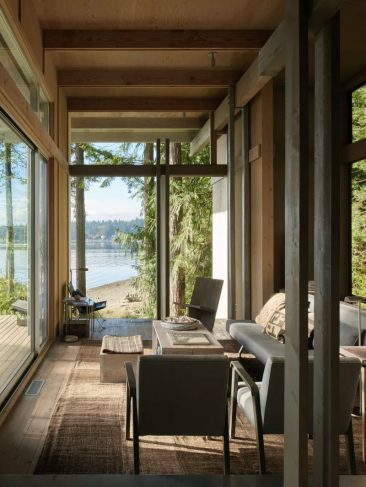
[100,335,143,383]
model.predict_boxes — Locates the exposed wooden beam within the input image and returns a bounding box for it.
[67,97,221,112]
[43,29,271,51]
[258,20,286,76]
[313,13,340,487]
[309,0,345,36]
[190,0,345,156]
[71,117,204,130]
[70,130,196,143]
[59,69,242,87]
[343,138,366,163]
[189,119,210,156]
[284,0,309,485]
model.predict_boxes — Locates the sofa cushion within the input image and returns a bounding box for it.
[255,293,286,327]
[263,310,286,343]
[230,322,286,364]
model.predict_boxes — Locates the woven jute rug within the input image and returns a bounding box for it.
[34,341,366,475]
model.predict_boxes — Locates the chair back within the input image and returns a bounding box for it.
[188,277,224,331]
[259,356,360,434]
[137,355,229,436]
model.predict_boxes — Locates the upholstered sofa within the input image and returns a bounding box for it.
[227,294,366,365]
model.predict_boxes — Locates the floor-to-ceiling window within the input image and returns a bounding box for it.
[350,84,366,297]
[68,137,228,324]
[0,114,49,404]
[0,115,33,402]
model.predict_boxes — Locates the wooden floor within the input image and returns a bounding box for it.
[0,315,31,396]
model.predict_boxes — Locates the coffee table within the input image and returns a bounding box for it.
[152,320,224,355]
[340,345,366,461]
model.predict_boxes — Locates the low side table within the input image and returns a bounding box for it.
[340,346,366,461]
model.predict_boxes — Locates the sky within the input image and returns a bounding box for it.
[76,178,143,222]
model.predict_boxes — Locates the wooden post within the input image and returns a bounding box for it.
[284,0,309,485]
[241,106,251,319]
[313,13,340,487]
[210,111,217,165]
[156,139,162,319]
[227,85,236,319]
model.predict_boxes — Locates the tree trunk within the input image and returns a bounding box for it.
[169,143,185,315]
[74,144,86,294]
[5,143,14,294]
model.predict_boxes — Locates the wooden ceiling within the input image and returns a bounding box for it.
[29,0,366,143]
[31,0,283,142]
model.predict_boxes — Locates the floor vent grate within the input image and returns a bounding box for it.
[25,379,45,396]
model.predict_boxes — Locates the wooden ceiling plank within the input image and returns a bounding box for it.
[58,69,242,87]
[71,117,204,130]
[44,29,272,51]
[67,97,221,112]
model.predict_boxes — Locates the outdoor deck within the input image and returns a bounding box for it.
[0,315,31,390]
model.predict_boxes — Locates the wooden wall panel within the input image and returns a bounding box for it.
[250,82,274,317]
[19,0,43,70]
[273,85,285,292]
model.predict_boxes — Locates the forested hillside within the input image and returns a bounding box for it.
[70,218,143,241]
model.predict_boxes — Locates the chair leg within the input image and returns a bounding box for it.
[252,396,266,474]
[125,385,131,440]
[223,406,230,475]
[256,428,266,475]
[132,395,140,474]
[230,369,239,438]
[345,421,356,475]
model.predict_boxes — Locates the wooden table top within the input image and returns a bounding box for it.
[153,320,224,355]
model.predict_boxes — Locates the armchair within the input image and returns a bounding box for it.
[125,355,230,474]
[174,277,223,331]
[230,356,360,474]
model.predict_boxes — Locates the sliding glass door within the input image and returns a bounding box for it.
[0,114,49,404]
[0,116,33,402]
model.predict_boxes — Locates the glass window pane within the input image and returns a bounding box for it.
[0,117,33,400]
[70,148,157,322]
[352,84,366,143]
[70,142,156,165]
[351,159,366,297]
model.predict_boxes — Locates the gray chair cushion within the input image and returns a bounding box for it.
[236,356,360,435]
[229,322,285,364]
[137,355,230,436]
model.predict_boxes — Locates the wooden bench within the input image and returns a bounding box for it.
[100,335,143,383]
[11,300,28,326]
[11,299,27,314]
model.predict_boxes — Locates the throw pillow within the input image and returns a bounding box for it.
[255,292,286,327]
[264,310,316,345]
[263,309,286,343]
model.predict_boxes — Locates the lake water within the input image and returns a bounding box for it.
[0,241,138,288]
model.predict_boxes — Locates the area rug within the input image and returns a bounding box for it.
[34,341,366,475]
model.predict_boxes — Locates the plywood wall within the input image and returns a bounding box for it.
[249,81,274,317]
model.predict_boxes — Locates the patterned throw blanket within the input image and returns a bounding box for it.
[101,334,143,354]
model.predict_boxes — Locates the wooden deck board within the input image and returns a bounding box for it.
[0,316,32,396]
